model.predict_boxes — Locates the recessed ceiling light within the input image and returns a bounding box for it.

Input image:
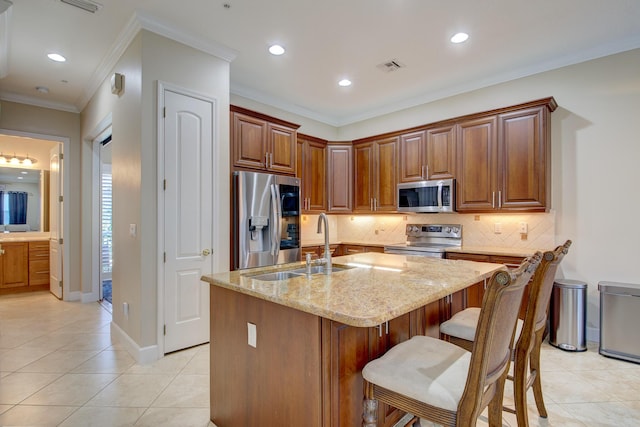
[450,32,469,44]
[47,53,66,62]
[338,79,352,87]
[268,45,285,56]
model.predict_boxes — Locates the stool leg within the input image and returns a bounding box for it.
[363,398,378,427]
[530,328,548,418]
[488,373,507,427]
[513,348,530,427]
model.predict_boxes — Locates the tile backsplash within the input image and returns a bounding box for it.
[302,212,556,249]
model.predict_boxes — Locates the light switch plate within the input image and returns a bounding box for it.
[494,223,502,234]
[129,223,137,237]
[247,322,257,348]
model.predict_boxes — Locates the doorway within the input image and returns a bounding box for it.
[0,130,68,299]
[99,134,113,309]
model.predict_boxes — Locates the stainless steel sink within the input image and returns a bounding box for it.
[247,264,355,281]
[289,264,354,275]
[248,271,305,281]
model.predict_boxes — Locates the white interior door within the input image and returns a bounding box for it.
[49,145,63,298]
[163,88,213,353]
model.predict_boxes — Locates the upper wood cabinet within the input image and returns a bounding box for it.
[327,143,353,212]
[399,126,456,183]
[231,105,299,175]
[297,134,327,212]
[353,136,398,213]
[456,98,556,212]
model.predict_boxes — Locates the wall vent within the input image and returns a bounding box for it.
[60,0,101,13]
[376,59,405,73]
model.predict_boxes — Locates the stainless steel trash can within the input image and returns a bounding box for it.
[599,281,640,364]
[549,279,587,351]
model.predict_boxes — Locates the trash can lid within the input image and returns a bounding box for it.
[554,279,588,289]
[598,281,640,295]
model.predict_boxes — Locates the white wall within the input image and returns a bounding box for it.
[81,29,230,356]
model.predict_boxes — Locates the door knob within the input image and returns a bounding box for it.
[202,249,211,256]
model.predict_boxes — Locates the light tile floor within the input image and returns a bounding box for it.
[2,291,640,426]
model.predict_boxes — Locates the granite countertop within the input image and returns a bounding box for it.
[202,252,504,327]
[0,233,50,242]
[446,246,541,258]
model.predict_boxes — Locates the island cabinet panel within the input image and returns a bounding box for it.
[297,134,327,212]
[327,144,353,212]
[210,286,322,427]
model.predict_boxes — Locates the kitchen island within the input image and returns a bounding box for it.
[201,252,505,427]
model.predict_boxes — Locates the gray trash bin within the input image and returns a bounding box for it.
[549,279,587,351]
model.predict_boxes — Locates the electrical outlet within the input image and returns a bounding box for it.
[247,322,257,348]
[519,222,528,234]
[494,223,502,234]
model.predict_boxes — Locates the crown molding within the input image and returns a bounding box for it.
[75,10,237,112]
[0,91,80,113]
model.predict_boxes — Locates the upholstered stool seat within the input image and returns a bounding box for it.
[363,335,471,412]
[442,308,524,347]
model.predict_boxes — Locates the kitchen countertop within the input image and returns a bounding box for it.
[201,252,504,327]
[0,233,50,242]
[447,246,541,258]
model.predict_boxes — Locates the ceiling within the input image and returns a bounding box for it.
[1,0,639,127]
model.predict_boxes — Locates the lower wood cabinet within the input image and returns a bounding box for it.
[0,242,29,288]
[0,240,50,294]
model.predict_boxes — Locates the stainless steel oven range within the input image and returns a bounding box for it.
[384,224,462,258]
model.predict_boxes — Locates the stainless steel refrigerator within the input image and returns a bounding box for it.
[233,171,301,270]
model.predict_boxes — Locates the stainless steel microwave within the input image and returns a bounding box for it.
[397,179,455,213]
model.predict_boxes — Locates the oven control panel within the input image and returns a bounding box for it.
[405,224,462,239]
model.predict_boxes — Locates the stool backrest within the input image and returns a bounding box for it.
[458,252,542,418]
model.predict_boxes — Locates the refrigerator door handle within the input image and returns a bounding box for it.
[270,183,282,258]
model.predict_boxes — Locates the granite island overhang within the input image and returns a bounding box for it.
[201,252,506,327]
[201,252,508,427]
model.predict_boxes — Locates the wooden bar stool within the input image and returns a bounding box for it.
[440,241,571,426]
[362,253,541,427]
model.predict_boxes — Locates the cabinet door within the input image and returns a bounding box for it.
[353,142,375,212]
[327,145,353,212]
[399,130,426,182]
[426,124,456,180]
[268,123,297,175]
[232,112,267,170]
[341,244,366,255]
[498,107,547,211]
[456,116,498,212]
[0,242,28,288]
[375,137,399,212]
[299,137,327,212]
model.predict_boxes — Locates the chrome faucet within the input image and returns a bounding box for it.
[317,213,332,273]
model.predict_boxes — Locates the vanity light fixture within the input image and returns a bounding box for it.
[268,44,285,55]
[450,32,469,44]
[47,53,66,62]
[1,153,37,166]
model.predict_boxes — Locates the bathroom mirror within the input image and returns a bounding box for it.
[0,166,49,232]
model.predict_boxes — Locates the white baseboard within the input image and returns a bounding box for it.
[110,321,160,365]
[65,291,82,302]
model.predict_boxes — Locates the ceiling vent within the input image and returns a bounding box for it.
[377,59,405,73]
[59,0,101,13]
